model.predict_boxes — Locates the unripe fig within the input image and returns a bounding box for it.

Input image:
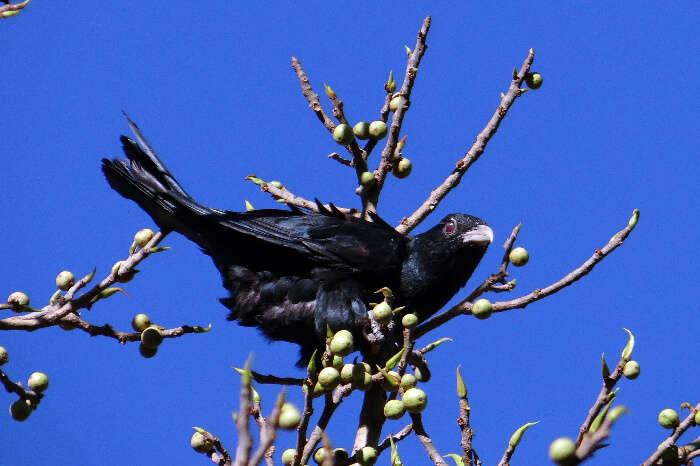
[139,343,158,358]
[313,447,327,464]
[279,403,301,429]
[330,329,354,356]
[525,72,543,89]
[0,346,8,366]
[622,360,640,380]
[372,301,393,325]
[383,399,406,420]
[358,446,378,465]
[400,373,417,390]
[353,121,370,140]
[380,370,400,392]
[402,387,428,413]
[312,382,327,397]
[368,121,388,140]
[392,157,412,179]
[318,367,340,389]
[658,408,680,429]
[9,399,31,422]
[140,326,163,349]
[7,291,29,308]
[131,313,152,332]
[360,171,375,187]
[695,410,700,425]
[401,313,418,328]
[269,181,283,189]
[413,365,431,382]
[389,95,400,112]
[190,432,213,453]
[509,247,529,267]
[281,448,297,465]
[27,372,49,392]
[134,228,155,248]
[55,270,75,291]
[332,355,344,371]
[333,124,354,145]
[548,437,575,464]
[472,298,493,320]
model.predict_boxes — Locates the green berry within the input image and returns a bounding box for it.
[27,372,49,392]
[392,157,412,179]
[358,446,378,466]
[402,387,428,413]
[190,432,213,453]
[658,408,680,429]
[140,326,163,349]
[9,399,31,422]
[548,437,575,464]
[281,448,297,465]
[401,313,418,328]
[360,171,375,187]
[509,247,529,267]
[139,343,158,358]
[55,270,75,291]
[622,360,640,380]
[353,121,370,140]
[0,346,8,366]
[400,373,417,390]
[525,72,543,89]
[131,313,152,332]
[333,123,354,145]
[330,329,354,356]
[7,291,29,308]
[472,298,493,320]
[383,399,406,420]
[368,121,388,140]
[279,403,301,429]
[318,367,340,389]
[313,447,327,464]
[372,301,393,325]
[134,228,155,248]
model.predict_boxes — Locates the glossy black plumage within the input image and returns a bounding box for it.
[102,119,494,364]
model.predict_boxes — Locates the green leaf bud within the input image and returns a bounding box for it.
[190,431,213,453]
[131,313,151,332]
[360,171,375,187]
[0,346,8,366]
[628,209,640,229]
[456,365,467,399]
[384,348,405,371]
[279,403,301,430]
[372,301,393,325]
[379,369,400,392]
[695,410,700,425]
[525,72,543,89]
[508,421,539,448]
[389,95,401,112]
[391,157,412,179]
[607,405,627,422]
[140,326,163,349]
[658,408,680,429]
[27,372,49,392]
[368,121,388,140]
[330,329,354,356]
[396,375,415,392]
[269,181,283,189]
[508,247,529,267]
[471,298,493,320]
[353,121,371,140]
[139,343,158,358]
[601,353,611,379]
[401,313,418,328]
[333,124,354,145]
[384,399,406,420]
[402,387,428,413]
[281,448,297,465]
[323,83,336,99]
[621,328,635,362]
[548,437,575,464]
[357,446,378,466]
[55,270,75,291]
[622,360,640,380]
[318,367,340,389]
[405,45,412,56]
[422,337,452,353]
[444,454,465,466]
[10,399,31,422]
[134,228,155,248]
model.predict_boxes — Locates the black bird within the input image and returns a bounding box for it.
[102,119,493,364]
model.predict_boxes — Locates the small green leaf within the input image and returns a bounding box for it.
[621,328,635,362]
[456,365,467,399]
[601,352,611,379]
[149,246,170,253]
[377,367,399,389]
[444,453,465,466]
[99,287,126,299]
[423,337,452,353]
[509,421,539,448]
[384,348,405,371]
[607,405,627,422]
[83,268,97,284]
[307,349,318,378]
[323,83,336,99]
[590,399,615,433]
[192,324,212,333]
[192,426,208,434]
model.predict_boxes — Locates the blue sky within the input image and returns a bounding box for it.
[2,2,699,465]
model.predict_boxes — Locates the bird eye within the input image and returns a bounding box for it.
[443,219,456,235]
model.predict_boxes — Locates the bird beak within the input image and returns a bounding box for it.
[461,224,494,246]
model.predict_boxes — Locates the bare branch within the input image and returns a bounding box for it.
[410,412,447,465]
[642,403,700,466]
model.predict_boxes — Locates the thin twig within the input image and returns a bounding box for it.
[234,375,254,466]
[249,391,285,466]
[642,403,700,466]
[376,423,414,453]
[0,369,42,405]
[396,49,536,235]
[411,413,447,465]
